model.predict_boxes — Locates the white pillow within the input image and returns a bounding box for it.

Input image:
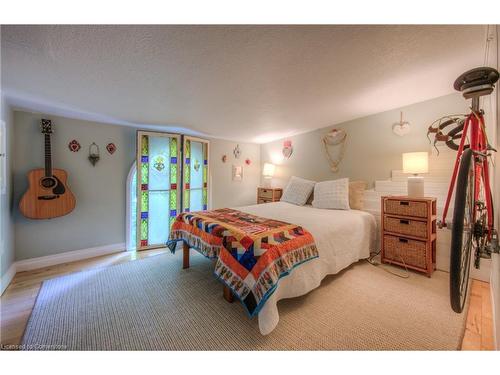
[312,178,350,210]
[280,176,316,206]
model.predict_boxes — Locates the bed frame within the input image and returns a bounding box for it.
[182,242,235,303]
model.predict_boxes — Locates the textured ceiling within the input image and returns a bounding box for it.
[1,25,486,143]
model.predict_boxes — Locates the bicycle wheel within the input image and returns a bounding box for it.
[450,148,474,313]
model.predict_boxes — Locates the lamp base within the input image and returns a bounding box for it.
[407,176,424,198]
[263,178,272,188]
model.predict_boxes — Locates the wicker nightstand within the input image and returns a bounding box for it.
[381,196,437,277]
[257,187,283,204]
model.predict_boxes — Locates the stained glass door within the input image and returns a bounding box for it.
[136,131,181,250]
[182,136,209,213]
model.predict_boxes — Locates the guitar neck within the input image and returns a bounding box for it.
[44,133,52,177]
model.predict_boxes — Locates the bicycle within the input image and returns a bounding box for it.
[427,66,500,313]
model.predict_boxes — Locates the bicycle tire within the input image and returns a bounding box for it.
[450,148,474,313]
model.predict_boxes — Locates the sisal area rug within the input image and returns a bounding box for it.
[22,251,467,350]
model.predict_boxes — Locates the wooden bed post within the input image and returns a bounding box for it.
[223,285,234,303]
[183,242,190,269]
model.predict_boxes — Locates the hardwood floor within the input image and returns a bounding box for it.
[461,279,495,350]
[0,249,495,350]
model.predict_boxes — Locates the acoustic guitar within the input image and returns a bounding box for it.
[19,119,76,219]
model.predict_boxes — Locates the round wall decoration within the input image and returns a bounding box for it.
[245,158,251,165]
[106,142,117,154]
[68,139,81,152]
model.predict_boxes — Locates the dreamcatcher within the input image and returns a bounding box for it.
[322,128,347,172]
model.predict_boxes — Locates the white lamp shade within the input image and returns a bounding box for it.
[262,163,276,178]
[402,152,429,174]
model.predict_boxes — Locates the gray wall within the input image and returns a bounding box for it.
[261,93,469,187]
[13,111,260,260]
[210,140,260,209]
[1,95,15,279]
[13,112,136,260]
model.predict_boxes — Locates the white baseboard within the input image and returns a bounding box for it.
[0,263,16,296]
[15,243,126,273]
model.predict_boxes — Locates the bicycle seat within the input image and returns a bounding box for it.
[454,67,499,98]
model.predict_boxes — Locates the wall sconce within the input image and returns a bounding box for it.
[88,142,100,166]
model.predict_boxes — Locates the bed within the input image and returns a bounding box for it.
[168,201,377,335]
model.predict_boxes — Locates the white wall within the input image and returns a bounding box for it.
[261,93,468,187]
[12,111,261,261]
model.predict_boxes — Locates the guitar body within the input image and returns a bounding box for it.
[19,168,76,219]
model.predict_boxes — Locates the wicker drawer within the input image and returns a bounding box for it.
[258,198,272,204]
[258,188,274,199]
[384,216,428,239]
[384,199,428,218]
[383,235,427,269]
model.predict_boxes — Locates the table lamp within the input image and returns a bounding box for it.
[262,163,276,188]
[402,152,429,198]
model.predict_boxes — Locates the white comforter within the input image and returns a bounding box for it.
[236,201,377,335]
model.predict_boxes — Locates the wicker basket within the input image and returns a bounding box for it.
[384,199,428,218]
[383,216,428,239]
[383,235,427,269]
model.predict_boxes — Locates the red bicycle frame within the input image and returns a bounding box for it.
[441,105,493,237]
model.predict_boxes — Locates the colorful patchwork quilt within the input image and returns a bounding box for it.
[167,208,319,317]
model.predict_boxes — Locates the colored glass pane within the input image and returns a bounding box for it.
[170,137,177,160]
[170,189,177,211]
[141,134,148,156]
[203,143,208,184]
[169,189,177,230]
[185,139,191,159]
[184,189,190,212]
[141,163,148,185]
[140,219,148,241]
[184,140,191,187]
[141,191,148,211]
[171,163,177,185]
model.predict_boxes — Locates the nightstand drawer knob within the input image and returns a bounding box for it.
[399,201,409,206]
[400,219,410,225]
[398,238,409,243]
